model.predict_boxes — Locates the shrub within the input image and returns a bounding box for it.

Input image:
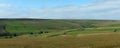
[113,29,117,32]
[30,32,34,35]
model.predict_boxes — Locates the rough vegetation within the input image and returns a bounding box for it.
[0,19,120,48]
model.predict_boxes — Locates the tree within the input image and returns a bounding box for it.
[113,29,117,32]
[13,33,17,37]
[30,32,34,35]
[45,31,49,33]
[38,31,44,34]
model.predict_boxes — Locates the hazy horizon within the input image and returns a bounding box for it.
[0,0,120,20]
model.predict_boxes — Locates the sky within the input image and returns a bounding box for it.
[0,0,120,20]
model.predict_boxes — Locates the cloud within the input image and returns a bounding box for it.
[23,0,119,20]
[0,0,120,20]
[0,4,12,7]
[0,3,19,18]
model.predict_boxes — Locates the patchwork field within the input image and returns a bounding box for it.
[0,19,120,48]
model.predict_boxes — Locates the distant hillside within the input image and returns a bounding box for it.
[0,19,119,34]
[0,19,119,30]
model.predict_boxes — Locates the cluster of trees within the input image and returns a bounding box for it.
[0,25,50,38]
[0,31,49,38]
[29,31,49,35]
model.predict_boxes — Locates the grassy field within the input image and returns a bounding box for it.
[65,27,120,36]
[0,19,120,48]
[0,33,120,48]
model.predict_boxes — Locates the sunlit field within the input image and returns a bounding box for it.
[0,19,119,48]
[0,0,119,48]
[0,32,120,48]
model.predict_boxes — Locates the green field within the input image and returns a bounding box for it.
[0,19,119,37]
[1,33,120,48]
[0,19,120,48]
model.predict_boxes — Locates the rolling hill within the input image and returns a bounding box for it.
[0,19,119,38]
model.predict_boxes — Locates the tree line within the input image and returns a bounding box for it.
[0,25,49,38]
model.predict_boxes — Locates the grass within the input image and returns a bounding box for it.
[0,19,119,38]
[0,19,118,33]
[0,19,120,48]
[65,27,120,36]
[0,33,120,48]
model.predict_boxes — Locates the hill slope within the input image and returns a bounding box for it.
[0,19,119,37]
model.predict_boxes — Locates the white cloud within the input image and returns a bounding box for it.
[20,0,119,20]
[0,0,120,20]
[0,3,19,18]
[0,4,11,7]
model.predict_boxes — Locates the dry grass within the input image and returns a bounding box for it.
[0,33,120,48]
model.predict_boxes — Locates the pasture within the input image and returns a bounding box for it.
[0,19,120,48]
[0,33,120,48]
